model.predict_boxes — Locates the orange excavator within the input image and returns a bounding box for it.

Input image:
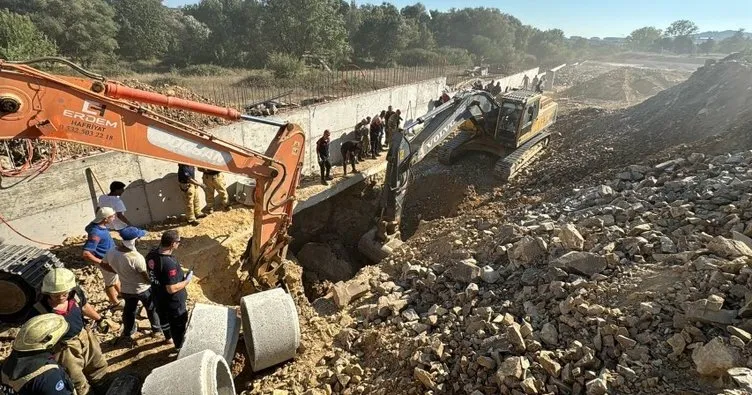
[0,58,304,321]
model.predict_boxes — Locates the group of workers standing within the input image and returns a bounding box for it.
[315,105,404,185]
[1,180,200,395]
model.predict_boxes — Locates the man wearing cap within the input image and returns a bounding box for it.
[104,226,161,346]
[1,314,75,395]
[146,230,193,351]
[97,181,132,230]
[29,268,108,395]
[83,207,121,309]
[177,164,207,226]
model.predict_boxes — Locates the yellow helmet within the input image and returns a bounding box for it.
[41,268,76,294]
[13,314,69,352]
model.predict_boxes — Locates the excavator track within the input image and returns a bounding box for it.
[0,243,63,323]
[495,131,551,181]
[438,131,475,165]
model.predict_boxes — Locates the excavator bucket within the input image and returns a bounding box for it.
[358,228,404,263]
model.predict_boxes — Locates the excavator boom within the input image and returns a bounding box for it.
[0,59,304,288]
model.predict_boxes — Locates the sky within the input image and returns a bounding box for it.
[163,0,752,38]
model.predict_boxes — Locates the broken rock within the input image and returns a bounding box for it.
[692,337,738,377]
[560,224,585,250]
[728,367,752,391]
[509,236,548,267]
[331,280,370,308]
[446,258,481,283]
[553,251,607,276]
[496,356,528,380]
[708,236,752,259]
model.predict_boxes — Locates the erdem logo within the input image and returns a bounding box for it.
[62,100,118,128]
[146,126,231,166]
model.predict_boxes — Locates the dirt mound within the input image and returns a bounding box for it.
[561,67,689,104]
[524,55,752,196]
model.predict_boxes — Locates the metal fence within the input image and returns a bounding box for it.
[194,64,466,110]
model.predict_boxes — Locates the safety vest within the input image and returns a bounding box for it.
[0,364,75,394]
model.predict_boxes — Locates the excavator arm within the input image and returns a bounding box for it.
[0,58,304,288]
[358,91,498,262]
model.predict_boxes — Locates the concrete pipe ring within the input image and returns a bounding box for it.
[240,287,301,372]
[141,350,235,395]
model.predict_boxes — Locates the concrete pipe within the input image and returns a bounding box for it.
[241,287,300,371]
[141,350,235,395]
[178,303,241,362]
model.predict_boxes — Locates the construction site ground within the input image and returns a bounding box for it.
[2,52,752,394]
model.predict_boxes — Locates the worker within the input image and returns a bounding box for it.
[358,117,371,161]
[316,130,333,185]
[83,207,122,310]
[378,110,387,150]
[484,79,495,92]
[29,268,109,395]
[532,75,539,91]
[440,91,451,103]
[146,230,193,352]
[199,168,229,213]
[536,76,546,93]
[522,74,530,90]
[97,181,131,230]
[177,164,207,226]
[473,80,484,90]
[340,140,362,176]
[0,314,75,395]
[383,106,395,147]
[369,116,381,159]
[105,226,161,346]
[386,109,402,147]
[492,82,502,96]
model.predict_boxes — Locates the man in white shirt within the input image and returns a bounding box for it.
[104,226,161,345]
[97,181,132,230]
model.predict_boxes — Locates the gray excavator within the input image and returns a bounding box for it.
[358,89,558,262]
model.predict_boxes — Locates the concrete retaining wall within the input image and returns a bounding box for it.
[0,78,444,247]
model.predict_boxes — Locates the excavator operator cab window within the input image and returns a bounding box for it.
[499,102,523,133]
[522,100,540,128]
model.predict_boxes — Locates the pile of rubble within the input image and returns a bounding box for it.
[530,53,752,197]
[252,149,752,395]
[561,66,688,104]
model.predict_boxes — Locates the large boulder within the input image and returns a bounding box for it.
[553,251,607,276]
[297,243,355,282]
[692,337,739,377]
[708,236,752,259]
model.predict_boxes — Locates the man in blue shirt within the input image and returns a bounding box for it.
[82,207,121,309]
[177,164,207,226]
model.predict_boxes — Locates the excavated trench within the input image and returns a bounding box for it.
[291,152,501,300]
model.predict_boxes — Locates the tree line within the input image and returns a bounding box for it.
[0,0,749,75]
[627,21,751,55]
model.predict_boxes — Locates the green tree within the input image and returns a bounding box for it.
[260,0,351,67]
[627,27,662,51]
[108,0,173,60]
[26,0,119,64]
[185,0,265,67]
[698,38,715,54]
[0,9,57,60]
[672,35,695,54]
[718,29,751,53]
[162,10,211,66]
[351,4,408,65]
[665,20,699,37]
